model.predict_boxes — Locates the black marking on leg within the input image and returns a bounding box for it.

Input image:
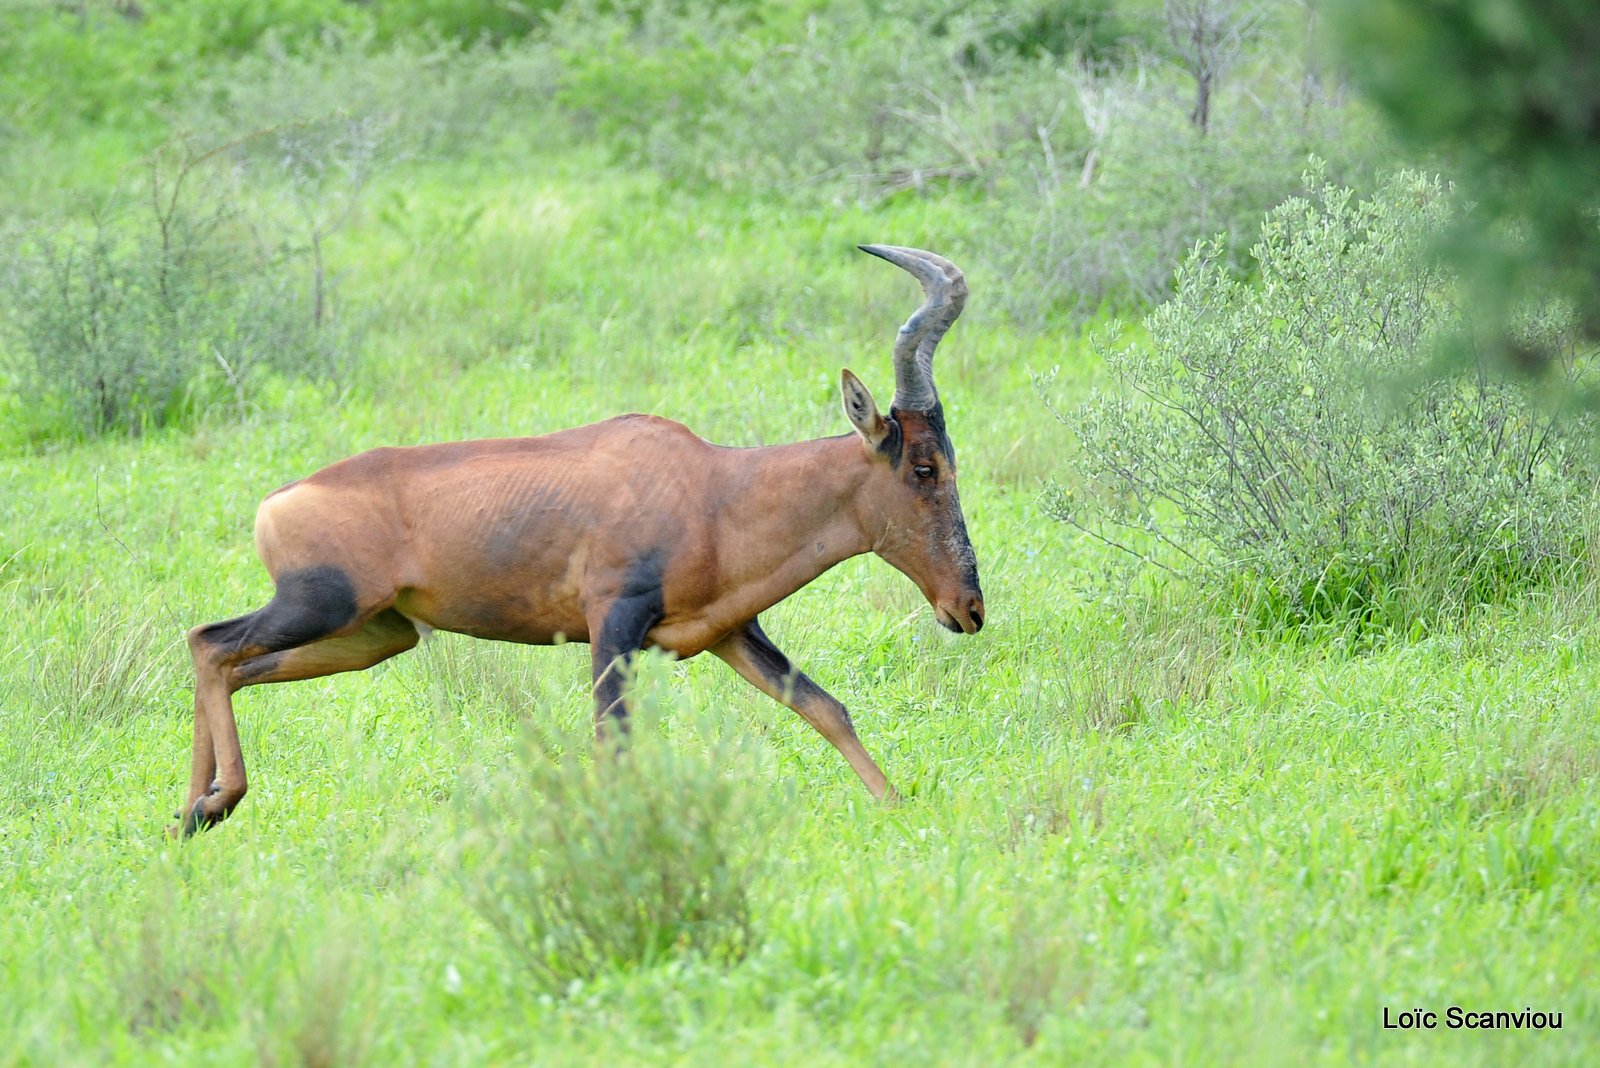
[230,608,419,685]
[743,619,839,712]
[194,565,360,658]
[233,650,285,684]
[593,550,666,727]
[741,619,800,696]
[616,548,667,605]
[726,620,861,742]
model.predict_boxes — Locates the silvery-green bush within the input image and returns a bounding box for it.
[1,151,352,442]
[1049,168,1598,634]
[461,661,774,990]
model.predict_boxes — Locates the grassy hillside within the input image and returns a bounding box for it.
[2,2,1597,1064]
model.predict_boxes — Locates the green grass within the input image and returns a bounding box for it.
[2,132,1598,1068]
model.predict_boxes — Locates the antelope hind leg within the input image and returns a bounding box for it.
[176,566,399,838]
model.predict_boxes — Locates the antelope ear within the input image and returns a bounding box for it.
[840,369,889,450]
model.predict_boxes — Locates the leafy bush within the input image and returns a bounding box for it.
[539,1,762,183]
[1048,168,1599,634]
[462,658,773,989]
[0,0,372,135]
[947,0,1160,64]
[531,0,1377,319]
[189,32,550,166]
[1328,0,1600,376]
[532,0,1100,197]
[4,1,1383,332]
[0,142,353,441]
[987,53,1384,322]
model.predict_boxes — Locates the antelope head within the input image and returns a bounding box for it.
[842,244,985,635]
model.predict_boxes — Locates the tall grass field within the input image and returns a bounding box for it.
[2,2,1597,1064]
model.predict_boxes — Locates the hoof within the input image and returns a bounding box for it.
[172,782,222,824]
[181,798,219,838]
[181,783,226,838]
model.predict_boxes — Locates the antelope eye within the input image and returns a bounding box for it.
[913,464,935,480]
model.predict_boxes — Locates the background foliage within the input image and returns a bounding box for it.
[1053,168,1597,635]
[1328,0,1600,374]
[2,1,1598,1064]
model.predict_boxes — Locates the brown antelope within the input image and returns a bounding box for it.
[175,244,984,836]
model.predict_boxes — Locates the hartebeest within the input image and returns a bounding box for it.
[175,244,984,836]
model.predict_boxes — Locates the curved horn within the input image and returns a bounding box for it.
[859,244,967,413]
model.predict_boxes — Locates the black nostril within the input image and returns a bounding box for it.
[969,606,985,632]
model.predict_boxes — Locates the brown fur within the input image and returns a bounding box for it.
[175,251,985,836]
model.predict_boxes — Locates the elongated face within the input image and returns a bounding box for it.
[842,368,984,634]
[870,404,985,633]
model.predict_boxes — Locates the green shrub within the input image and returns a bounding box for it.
[988,59,1384,323]
[3,1,1379,334]
[1048,168,1599,635]
[1328,0,1600,376]
[461,656,773,990]
[0,3,156,132]
[539,1,751,179]
[188,33,547,166]
[363,0,560,46]
[534,0,1375,320]
[0,141,353,441]
[534,0,1090,199]
[944,0,1160,64]
[0,0,373,136]
[0,0,549,144]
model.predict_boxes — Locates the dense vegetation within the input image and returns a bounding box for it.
[2,1,1596,1064]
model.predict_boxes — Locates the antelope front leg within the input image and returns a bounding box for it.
[710,619,895,801]
[588,568,666,740]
